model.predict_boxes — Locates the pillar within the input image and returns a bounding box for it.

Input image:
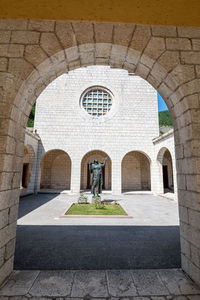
[151,158,164,194]
[70,158,81,193]
[112,158,122,195]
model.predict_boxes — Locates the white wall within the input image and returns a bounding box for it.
[34,66,159,194]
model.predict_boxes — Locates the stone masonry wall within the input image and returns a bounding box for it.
[0,18,200,286]
[40,150,71,189]
[34,66,159,194]
[121,151,151,191]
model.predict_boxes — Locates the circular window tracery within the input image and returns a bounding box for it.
[81,87,113,117]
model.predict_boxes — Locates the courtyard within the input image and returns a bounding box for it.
[2,193,200,299]
[14,193,180,270]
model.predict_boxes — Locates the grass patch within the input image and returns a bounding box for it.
[65,203,127,215]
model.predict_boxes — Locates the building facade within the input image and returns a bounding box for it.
[21,66,176,197]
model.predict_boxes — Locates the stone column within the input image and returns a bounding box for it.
[0,122,25,286]
[34,142,44,193]
[70,159,81,193]
[27,150,37,194]
[112,159,122,195]
[172,153,178,200]
[151,158,163,194]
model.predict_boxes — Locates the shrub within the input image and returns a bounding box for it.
[93,197,105,209]
[78,193,88,204]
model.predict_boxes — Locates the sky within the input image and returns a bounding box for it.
[157,93,168,112]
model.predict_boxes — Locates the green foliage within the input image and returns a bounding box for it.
[159,110,173,127]
[78,193,88,204]
[27,104,36,127]
[93,197,104,209]
[65,203,127,215]
[27,104,173,130]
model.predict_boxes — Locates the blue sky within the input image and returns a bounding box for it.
[157,93,168,112]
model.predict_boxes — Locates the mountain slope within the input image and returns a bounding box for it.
[27,106,173,128]
[158,110,173,127]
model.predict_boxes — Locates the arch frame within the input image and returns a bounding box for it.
[121,150,152,165]
[21,144,36,193]
[121,150,151,192]
[0,21,200,286]
[157,147,175,195]
[39,149,72,191]
[80,149,112,192]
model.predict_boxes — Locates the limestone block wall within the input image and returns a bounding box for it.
[34,66,159,194]
[51,154,71,189]
[40,150,71,190]
[121,151,151,191]
[1,18,200,286]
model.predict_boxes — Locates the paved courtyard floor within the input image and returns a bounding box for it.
[15,193,181,270]
[1,269,200,299]
[2,193,200,299]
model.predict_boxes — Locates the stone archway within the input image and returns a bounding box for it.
[157,147,174,194]
[122,151,151,192]
[163,150,174,192]
[21,146,30,189]
[0,20,200,285]
[81,150,112,191]
[40,149,71,190]
[20,145,35,196]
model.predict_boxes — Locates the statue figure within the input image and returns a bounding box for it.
[88,157,108,196]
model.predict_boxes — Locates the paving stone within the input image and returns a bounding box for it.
[132,297,151,300]
[132,270,169,296]
[187,295,200,299]
[158,269,200,295]
[29,271,74,297]
[90,298,110,300]
[107,270,137,296]
[71,270,108,298]
[6,297,28,300]
[30,298,48,300]
[0,271,39,296]
[171,296,188,300]
[151,297,167,300]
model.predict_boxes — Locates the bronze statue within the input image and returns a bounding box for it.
[88,157,108,196]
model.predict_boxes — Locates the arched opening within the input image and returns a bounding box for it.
[15,64,179,273]
[21,146,30,189]
[163,149,174,192]
[20,145,35,196]
[81,150,111,191]
[40,149,71,191]
[157,147,174,194]
[1,32,198,286]
[121,151,151,192]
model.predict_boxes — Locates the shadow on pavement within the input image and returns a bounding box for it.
[14,225,181,270]
[18,194,59,218]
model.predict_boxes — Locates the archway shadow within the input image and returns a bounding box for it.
[18,194,60,218]
[14,225,181,270]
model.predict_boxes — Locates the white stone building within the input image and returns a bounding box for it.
[21,66,176,197]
